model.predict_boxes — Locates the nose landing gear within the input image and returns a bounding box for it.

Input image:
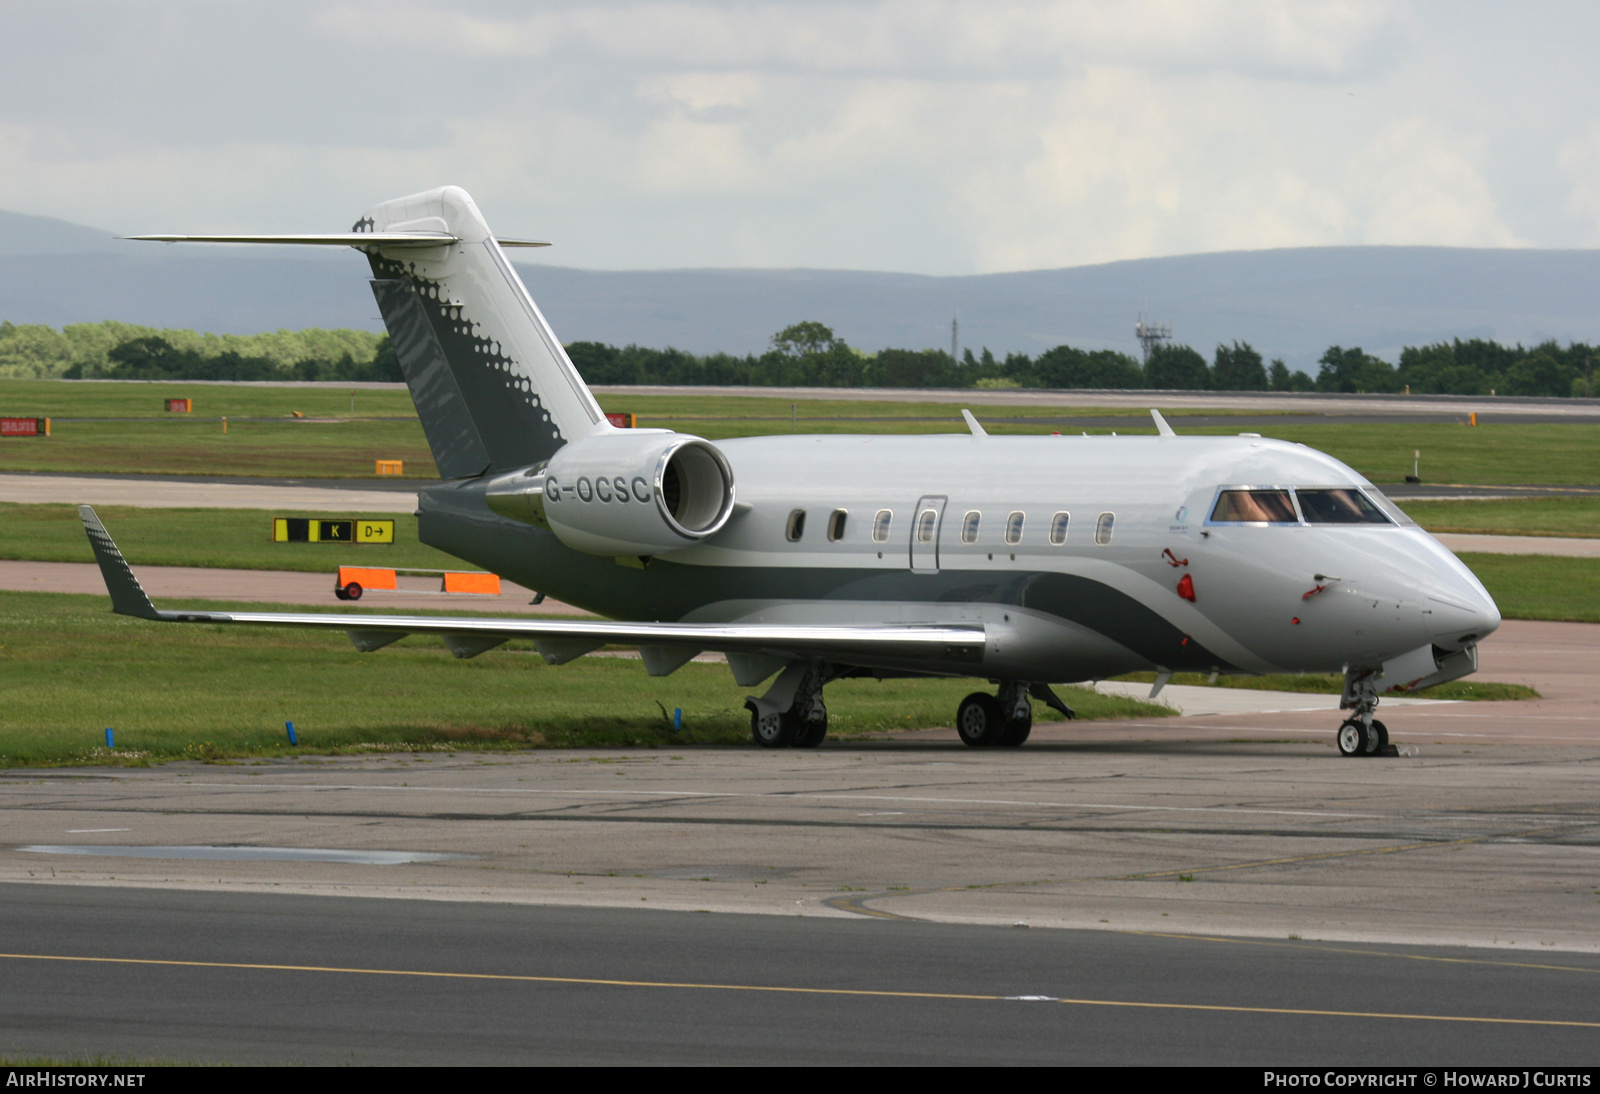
[1336,717,1389,757]
[1337,669,1396,757]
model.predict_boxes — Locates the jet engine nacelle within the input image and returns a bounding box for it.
[485,432,735,557]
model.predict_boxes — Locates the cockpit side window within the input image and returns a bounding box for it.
[1297,488,1392,524]
[1208,489,1297,524]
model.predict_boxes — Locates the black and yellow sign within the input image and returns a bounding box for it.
[273,518,394,544]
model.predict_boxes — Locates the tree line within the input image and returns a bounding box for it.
[568,323,1598,398]
[0,320,388,382]
[4,318,1595,397]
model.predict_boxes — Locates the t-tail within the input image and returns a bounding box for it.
[129,185,611,478]
[358,187,608,477]
[127,188,736,554]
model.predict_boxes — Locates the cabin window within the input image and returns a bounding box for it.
[1297,489,1391,525]
[1209,489,1297,524]
[960,511,981,544]
[1005,511,1025,545]
[786,509,807,541]
[1049,512,1070,545]
[872,510,892,542]
[916,508,938,544]
[1094,512,1115,545]
[827,509,848,541]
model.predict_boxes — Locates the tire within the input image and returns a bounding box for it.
[748,701,795,748]
[1337,719,1366,757]
[1371,719,1389,750]
[957,693,1003,747]
[996,707,1033,747]
[334,587,350,601]
[344,583,363,601]
[792,714,828,749]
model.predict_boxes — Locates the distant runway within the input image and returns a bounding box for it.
[597,385,1600,421]
[0,472,416,512]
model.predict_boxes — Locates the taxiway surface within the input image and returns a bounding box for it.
[3,885,1596,1065]
[3,629,1596,953]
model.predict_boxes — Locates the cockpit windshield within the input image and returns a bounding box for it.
[1209,489,1297,523]
[1206,486,1397,526]
[1297,488,1391,524]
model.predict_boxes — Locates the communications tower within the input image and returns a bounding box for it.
[1135,315,1172,363]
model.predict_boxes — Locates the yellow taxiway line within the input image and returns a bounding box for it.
[1,952,1596,1029]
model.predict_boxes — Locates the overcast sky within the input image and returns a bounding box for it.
[3,1,1599,274]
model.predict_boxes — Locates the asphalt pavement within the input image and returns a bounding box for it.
[2,885,1596,1065]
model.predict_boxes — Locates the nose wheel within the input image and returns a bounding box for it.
[1338,669,1394,757]
[1337,718,1389,757]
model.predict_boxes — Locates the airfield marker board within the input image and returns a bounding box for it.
[273,517,393,544]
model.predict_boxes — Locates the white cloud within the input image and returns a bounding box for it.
[0,1,1593,272]
[314,0,1396,79]
[1557,124,1600,238]
[1342,118,1521,247]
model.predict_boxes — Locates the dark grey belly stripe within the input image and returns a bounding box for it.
[417,486,1235,674]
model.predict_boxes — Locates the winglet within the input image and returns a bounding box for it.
[1150,409,1176,437]
[77,506,160,619]
[961,409,987,437]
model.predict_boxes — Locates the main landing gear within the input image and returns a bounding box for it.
[746,663,828,749]
[1337,669,1395,758]
[957,681,1075,748]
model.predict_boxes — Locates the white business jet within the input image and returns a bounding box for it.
[85,186,1500,756]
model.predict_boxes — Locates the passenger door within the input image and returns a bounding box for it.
[909,495,947,574]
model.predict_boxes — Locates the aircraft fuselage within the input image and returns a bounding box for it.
[418,431,1500,685]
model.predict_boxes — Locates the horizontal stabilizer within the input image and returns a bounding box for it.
[125,233,550,248]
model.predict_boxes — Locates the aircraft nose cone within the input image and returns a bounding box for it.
[1426,570,1501,650]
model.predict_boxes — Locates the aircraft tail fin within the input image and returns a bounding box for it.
[78,505,160,620]
[357,187,610,477]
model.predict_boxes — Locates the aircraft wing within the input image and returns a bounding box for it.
[77,507,985,674]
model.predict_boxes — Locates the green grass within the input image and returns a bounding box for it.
[0,416,437,479]
[1396,496,1600,538]
[1109,671,1538,701]
[1458,552,1600,623]
[1176,422,1600,486]
[0,503,467,573]
[0,377,417,419]
[0,592,1174,766]
[619,393,1279,425]
[7,380,1597,485]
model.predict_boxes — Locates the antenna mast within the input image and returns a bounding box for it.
[1135,314,1173,363]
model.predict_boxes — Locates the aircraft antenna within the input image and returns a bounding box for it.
[1135,314,1173,363]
